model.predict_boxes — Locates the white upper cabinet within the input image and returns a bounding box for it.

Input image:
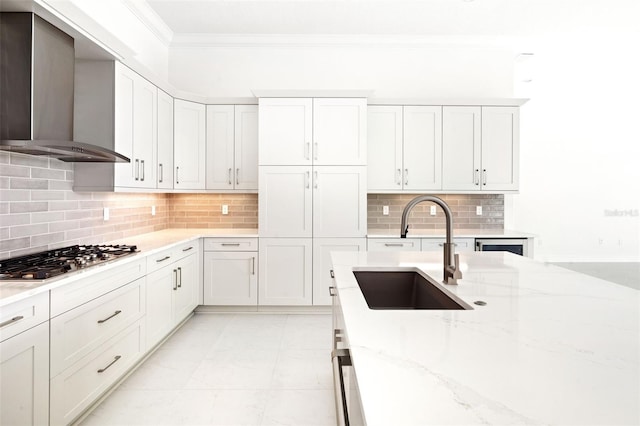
[368,106,442,192]
[174,99,206,189]
[259,98,313,165]
[312,98,367,165]
[403,106,442,191]
[258,97,366,166]
[206,105,258,190]
[74,61,157,191]
[442,106,482,191]
[367,106,403,191]
[481,107,520,191]
[157,89,174,189]
[442,106,519,191]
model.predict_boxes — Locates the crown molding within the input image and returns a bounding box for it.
[170,33,524,49]
[122,0,173,47]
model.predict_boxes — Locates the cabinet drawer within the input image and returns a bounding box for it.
[367,239,421,251]
[204,237,258,252]
[146,240,199,274]
[0,292,49,343]
[50,320,145,426]
[51,258,146,317]
[50,277,145,377]
[421,238,475,252]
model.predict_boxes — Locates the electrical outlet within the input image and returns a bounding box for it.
[476,206,483,215]
[430,206,437,216]
[382,205,389,216]
[222,204,229,215]
[103,207,109,221]
[151,205,156,216]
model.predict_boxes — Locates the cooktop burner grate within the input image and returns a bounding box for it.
[0,244,138,280]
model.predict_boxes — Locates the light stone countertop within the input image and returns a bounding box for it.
[330,250,640,426]
[366,228,537,238]
[0,228,258,307]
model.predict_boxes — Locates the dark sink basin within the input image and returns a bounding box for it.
[353,270,470,310]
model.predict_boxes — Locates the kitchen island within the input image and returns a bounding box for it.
[330,251,639,425]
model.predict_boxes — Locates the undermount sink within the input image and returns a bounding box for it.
[353,270,471,310]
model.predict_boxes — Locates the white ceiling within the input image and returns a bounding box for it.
[144,0,639,38]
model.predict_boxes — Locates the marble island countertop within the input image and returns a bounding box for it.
[330,251,640,425]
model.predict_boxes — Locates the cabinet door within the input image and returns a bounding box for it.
[157,89,174,189]
[481,107,520,191]
[0,322,49,426]
[203,252,258,305]
[258,98,312,165]
[133,76,157,188]
[113,63,136,187]
[403,106,442,191]
[174,253,199,323]
[313,238,366,306]
[313,166,367,237]
[259,166,313,237]
[313,98,367,165]
[259,238,312,305]
[367,106,403,191]
[442,106,481,191]
[234,105,259,190]
[145,265,174,349]
[174,99,206,189]
[206,105,235,190]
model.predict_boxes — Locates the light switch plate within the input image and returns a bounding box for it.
[103,207,109,221]
[476,206,483,215]
[151,205,156,216]
[430,206,437,216]
[222,205,229,215]
[383,205,389,216]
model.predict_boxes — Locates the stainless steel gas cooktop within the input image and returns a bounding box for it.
[0,244,138,281]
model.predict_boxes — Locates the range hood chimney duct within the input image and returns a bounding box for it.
[0,12,129,162]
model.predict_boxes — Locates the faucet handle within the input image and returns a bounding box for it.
[453,253,463,280]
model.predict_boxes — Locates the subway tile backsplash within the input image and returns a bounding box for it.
[0,153,256,260]
[368,193,504,231]
[1,152,504,259]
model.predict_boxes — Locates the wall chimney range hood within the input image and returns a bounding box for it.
[0,12,129,163]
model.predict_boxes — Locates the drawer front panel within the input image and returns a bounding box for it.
[146,247,178,274]
[50,278,145,377]
[421,238,475,252]
[204,238,258,252]
[0,291,49,343]
[367,239,421,251]
[51,258,146,317]
[50,320,145,426]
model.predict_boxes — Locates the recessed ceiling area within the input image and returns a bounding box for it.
[144,0,639,38]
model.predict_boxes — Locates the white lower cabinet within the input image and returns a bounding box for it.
[203,238,259,306]
[313,238,366,306]
[50,321,145,426]
[146,250,199,350]
[0,320,49,426]
[259,238,312,305]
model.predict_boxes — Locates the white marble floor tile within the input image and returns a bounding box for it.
[261,389,337,426]
[272,349,333,390]
[79,313,335,426]
[186,349,280,390]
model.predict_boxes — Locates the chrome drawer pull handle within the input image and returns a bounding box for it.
[221,243,241,246]
[236,168,240,185]
[384,243,403,247]
[228,168,232,185]
[329,286,337,296]
[177,267,182,288]
[159,163,163,183]
[330,269,335,278]
[156,256,171,263]
[97,355,121,373]
[0,315,24,328]
[97,310,122,324]
[182,246,194,252]
[140,159,145,181]
[173,269,178,290]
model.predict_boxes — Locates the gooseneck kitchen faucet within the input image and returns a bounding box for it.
[400,195,463,284]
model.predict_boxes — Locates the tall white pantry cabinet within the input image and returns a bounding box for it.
[258,97,368,306]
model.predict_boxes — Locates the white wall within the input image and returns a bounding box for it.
[168,42,514,98]
[507,32,640,262]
